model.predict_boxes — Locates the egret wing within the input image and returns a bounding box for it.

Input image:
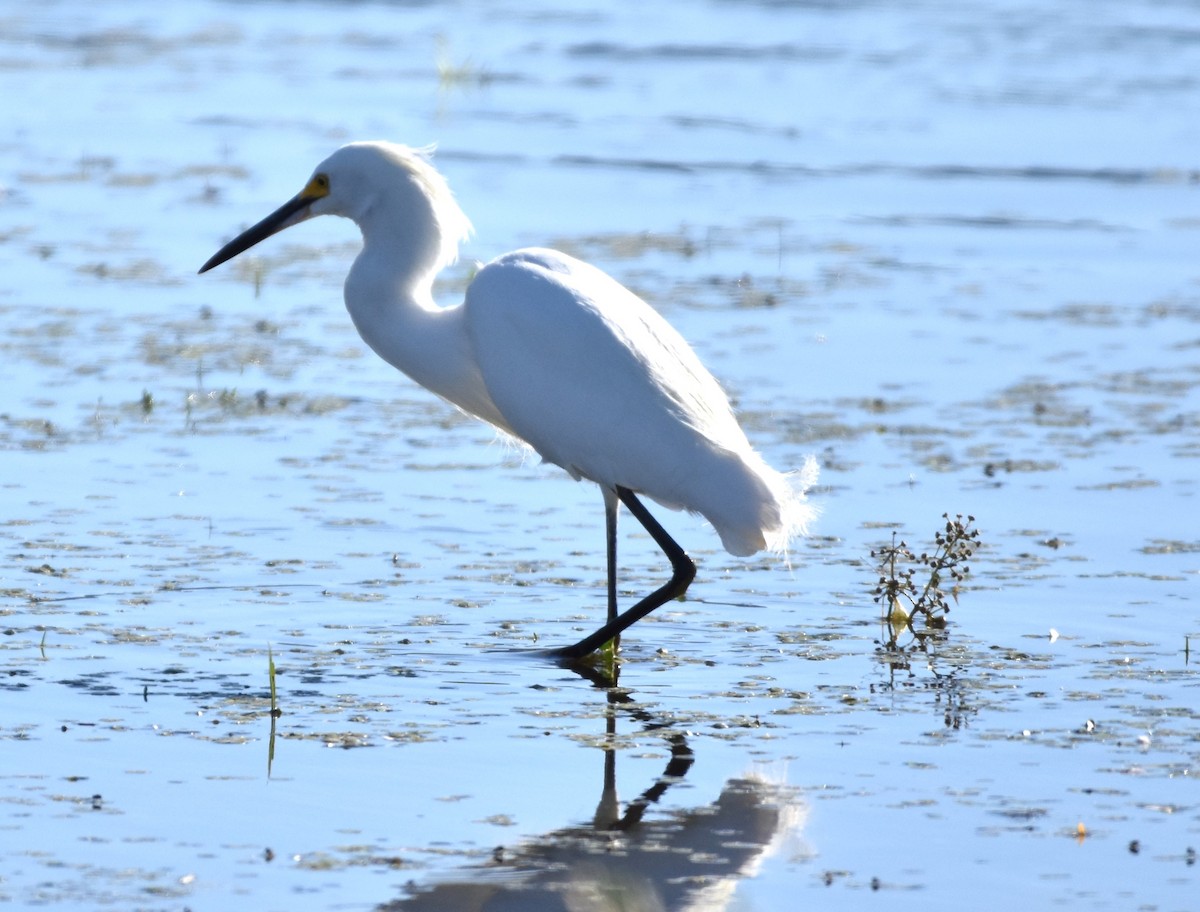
[464,249,760,528]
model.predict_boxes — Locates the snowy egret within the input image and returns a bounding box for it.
[200,142,816,659]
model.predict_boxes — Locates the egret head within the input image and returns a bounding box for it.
[199,142,471,275]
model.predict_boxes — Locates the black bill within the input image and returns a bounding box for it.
[198,191,316,274]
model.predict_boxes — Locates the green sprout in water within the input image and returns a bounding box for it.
[872,513,979,630]
[267,645,281,777]
[434,35,493,88]
[268,644,281,718]
[598,636,618,678]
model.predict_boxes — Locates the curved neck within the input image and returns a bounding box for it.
[343,245,507,432]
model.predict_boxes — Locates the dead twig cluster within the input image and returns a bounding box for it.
[872,513,979,628]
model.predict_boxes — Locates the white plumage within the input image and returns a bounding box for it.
[200,141,816,659]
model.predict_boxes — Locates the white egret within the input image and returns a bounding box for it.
[200,142,816,660]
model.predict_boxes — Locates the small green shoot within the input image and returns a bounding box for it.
[569,637,620,687]
[267,645,280,777]
[268,645,281,718]
[599,637,618,676]
[435,35,493,88]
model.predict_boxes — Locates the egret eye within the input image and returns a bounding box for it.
[304,173,331,198]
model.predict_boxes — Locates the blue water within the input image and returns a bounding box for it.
[1,1,1199,910]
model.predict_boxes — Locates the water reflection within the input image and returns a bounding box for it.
[381,687,806,912]
[873,620,977,731]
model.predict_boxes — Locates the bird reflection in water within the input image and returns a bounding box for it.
[381,686,807,912]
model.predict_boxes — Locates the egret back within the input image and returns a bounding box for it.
[464,249,812,556]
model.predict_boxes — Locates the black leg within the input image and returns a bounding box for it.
[605,487,619,626]
[553,485,696,661]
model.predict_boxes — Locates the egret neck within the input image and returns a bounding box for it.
[342,181,509,433]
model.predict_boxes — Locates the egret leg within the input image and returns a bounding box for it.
[554,486,696,661]
[604,486,619,624]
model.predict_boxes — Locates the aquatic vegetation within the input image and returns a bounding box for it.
[871,513,979,629]
[434,35,493,88]
[268,644,281,719]
[268,645,281,776]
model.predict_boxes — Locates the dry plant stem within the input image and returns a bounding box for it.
[872,514,979,625]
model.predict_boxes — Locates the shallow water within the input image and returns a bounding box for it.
[2,0,1199,909]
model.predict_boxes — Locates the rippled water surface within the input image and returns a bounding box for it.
[2,1,1199,909]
